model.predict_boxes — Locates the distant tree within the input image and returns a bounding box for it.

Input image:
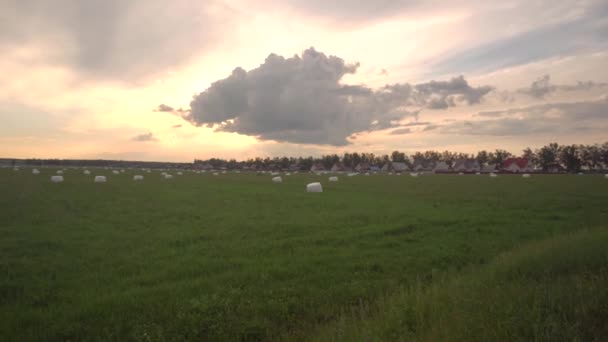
[602,142,608,168]
[488,149,512,166]
[536,143,559,171]
[391,150,406,162]
[559,145,582,172]
[475,150,489,166]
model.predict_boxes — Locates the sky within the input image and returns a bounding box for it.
[1,0,607,162]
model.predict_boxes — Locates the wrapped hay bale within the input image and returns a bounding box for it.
[94,176,107,183]
[522,173,531,178]
[177,172,183,176]
[329,176,338,182]
[410,172,418,177]
[306,182,323,193]
[50,175,64,183]
[133,175,144,181]
[347,173,358,177]
[56,170,64,175]
[32,169,40,175]
[112,170,119,175]
[164,174,173,180]
[272,176,282,183]
[83,170,91,175]
[490,173,498,177]
[213,172,219,176]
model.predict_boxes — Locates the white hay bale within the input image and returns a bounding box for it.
[410,172,419,177]
[475,172,481,175]
[285,172,291,176]
[329,176,338,182]
[50,175,64,183]
[522,173,531,178]
[83,170,91,175]
[177,171,183,176]
[605,174,608,178]
[306,182,323,193]
[458,172,464,176]
[133,175,144,181]
[272,176,282,183]
[365,173,370,176]
[490,172,498,177]
[222,171,227,174]
[56,170,63,175]
[94,176,107,183]
[347,172,358,177]
[271,172,280,176]
[147,170,151,173]
[577,172,583,175]
[13,167,19,171]
[120,170,125,173]
[32,169,40,175]
[164,174,173,180]
[213,172,219,176]
[112,170,119,175]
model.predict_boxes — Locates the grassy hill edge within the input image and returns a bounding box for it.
[301,228,608,341]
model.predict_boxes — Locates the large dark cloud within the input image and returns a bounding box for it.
[517,75,608,98]
[0,0,230,81]
[439,97,608,136]
[175,48,493,145]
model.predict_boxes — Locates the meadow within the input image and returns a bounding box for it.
[1,168,607,341]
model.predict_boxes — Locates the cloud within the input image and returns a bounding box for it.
[423,124,439,131]
[402,121,430,127]
[156,104,175,112]
[440,97,608,136]
[0,0,234,81]
[131,132,158,142]
[431,1,608,75]
[174,48,493,145]
[517,74,608,98]
[412,75,494,109]
[389,128,412,135]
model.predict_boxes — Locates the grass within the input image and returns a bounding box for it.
[309,229,608,341]
[0,168,607,341]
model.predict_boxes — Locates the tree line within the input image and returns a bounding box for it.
[195,142,608,172]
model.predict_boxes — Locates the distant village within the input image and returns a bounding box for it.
[2,142,607,174]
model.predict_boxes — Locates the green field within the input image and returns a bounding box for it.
[1,169,607,341]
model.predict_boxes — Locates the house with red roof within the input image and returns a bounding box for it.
[502,158,532,173]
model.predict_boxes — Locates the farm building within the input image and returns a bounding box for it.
[482,164,497,173]
[546,162,564,173]
[503,158,533,173]
[310,163,326,172]
[412,161,435,172]
[433,161,450,173]
[381,162,408,173]
[331,162,347,172]
[453,159,480,173]
[355,162,370,172]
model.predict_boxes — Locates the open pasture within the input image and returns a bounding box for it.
[1,168,607,340]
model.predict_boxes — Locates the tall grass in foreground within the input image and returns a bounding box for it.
[310,229,608,341]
